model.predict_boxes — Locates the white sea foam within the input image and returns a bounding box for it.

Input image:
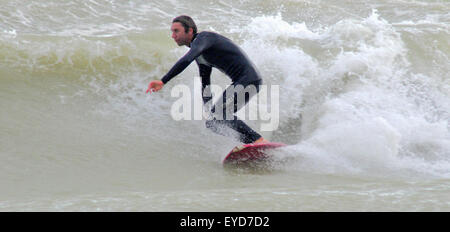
[234,10,450,178]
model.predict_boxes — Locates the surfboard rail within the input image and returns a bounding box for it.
[223,142,286,166]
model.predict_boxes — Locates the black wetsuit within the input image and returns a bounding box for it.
[161,31,262,143]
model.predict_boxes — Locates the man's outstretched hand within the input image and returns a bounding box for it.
[146,80,164,93]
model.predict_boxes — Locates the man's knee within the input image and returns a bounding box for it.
[205,119,215,129]
[206,119,227,135]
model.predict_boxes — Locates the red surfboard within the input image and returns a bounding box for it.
[223,142,286,166]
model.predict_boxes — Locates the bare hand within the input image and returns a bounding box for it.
[146,80,164,93]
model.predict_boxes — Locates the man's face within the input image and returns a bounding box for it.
[171,22,193,46]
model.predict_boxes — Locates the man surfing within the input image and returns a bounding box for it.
[147,15,268,144]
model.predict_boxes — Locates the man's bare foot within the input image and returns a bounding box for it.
[253,137,269,144]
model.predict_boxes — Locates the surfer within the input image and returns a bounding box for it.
[147,15,268,144]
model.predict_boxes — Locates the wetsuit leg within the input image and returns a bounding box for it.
[206,79,262,144]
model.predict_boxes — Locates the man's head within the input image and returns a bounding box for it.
[171,15,197,46]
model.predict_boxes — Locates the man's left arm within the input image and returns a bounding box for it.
[198,63,212,105]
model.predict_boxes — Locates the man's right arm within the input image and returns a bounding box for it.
[161,33,213,84]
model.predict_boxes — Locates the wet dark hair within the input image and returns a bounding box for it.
[172,15,197,34]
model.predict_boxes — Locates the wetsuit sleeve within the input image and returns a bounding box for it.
[198,63,212,104]
[161,34,213,84]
